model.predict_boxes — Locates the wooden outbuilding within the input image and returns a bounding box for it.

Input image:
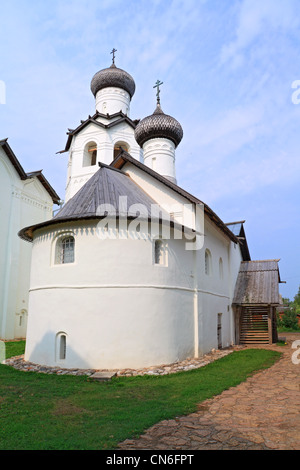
[233,260,282,345]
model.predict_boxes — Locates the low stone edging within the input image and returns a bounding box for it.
[3,347,239,378]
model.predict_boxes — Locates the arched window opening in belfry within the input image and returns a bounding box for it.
[114,142,128,160]
[83,142,97,167]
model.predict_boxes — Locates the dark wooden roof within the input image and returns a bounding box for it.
[18,163,172,242]
[19,150,239,244]
[134,103,183,148]
[0,138,60,204]
[54,163,160,220]
[112,150,238,244]
[233,260,281,305]
[90,63,136,98]
[57,111,140,154]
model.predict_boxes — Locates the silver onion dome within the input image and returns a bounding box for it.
[90,63,136,99]
[134,104,183,148]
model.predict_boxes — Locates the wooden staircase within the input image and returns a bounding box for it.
[240,306,270,344]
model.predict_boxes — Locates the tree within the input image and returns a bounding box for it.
[291,286,300,315]
[278,309,299,330]
[278,286,300,331]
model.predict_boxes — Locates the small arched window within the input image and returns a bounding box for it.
[219,257,223,279]
[56,332,67,361]
[114,142,128,160]
[83,142,97,167]
[154,239,167,266]
[205,249,212,275]
[55,236,75,264]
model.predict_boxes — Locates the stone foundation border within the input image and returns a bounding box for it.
[3,347,240,378]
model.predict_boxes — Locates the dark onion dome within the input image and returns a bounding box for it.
[134,104,183,148]
[90,63,136,99]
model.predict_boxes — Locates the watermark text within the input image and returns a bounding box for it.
[95,198,205,251]
[291,340,300,365]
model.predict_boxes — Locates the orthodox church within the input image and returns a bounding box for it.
[18,52,282,370]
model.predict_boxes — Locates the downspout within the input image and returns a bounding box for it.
[1,188,15,338]
[193,246,199,358]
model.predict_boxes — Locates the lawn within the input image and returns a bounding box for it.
[0,342,281,450]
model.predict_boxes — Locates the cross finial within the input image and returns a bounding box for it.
[153,79,163,105]
[110,48,117,65]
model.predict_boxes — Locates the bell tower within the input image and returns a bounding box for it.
[62,51,141,202]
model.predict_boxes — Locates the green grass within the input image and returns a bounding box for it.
[4,340,26,359]
[276,340,287,346]
[0,343,281,450]
[277,326,300,333]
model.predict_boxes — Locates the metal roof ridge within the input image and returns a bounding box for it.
[225,220,246,225]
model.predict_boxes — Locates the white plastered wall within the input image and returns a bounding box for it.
[65,119,142,202]
[123,161,239,354]
[25,220,196,369]
[0,148,54,340]
[25,174,239,369]
[95,87,131,115]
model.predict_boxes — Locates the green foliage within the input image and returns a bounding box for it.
[277,308,300,331]
[0,344,281,450]
[291,285,300,315]
[277,286,300,331]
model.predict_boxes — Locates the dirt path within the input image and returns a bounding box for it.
[118,333,300,450]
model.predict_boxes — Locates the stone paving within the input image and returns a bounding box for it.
[118,333,300,451]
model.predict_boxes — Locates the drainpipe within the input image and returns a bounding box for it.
[193,246,199,358]
[1,189,15,339]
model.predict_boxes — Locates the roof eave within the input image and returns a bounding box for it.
[1,139,61,204]
[57,113,139,154]
[0,138,27,179]
[18,213,193,243]
[112,151,239,244]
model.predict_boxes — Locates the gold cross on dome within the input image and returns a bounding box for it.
[153,79,163,105]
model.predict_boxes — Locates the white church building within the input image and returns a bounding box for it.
[0,138,60,340]
[18,53,282,370]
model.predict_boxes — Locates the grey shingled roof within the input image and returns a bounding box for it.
[134,104,183,148]
[54,164,160,220]
[233,260,281,305]
[18,163,172,242]
[90,63,136,98]
[112,150,238,244]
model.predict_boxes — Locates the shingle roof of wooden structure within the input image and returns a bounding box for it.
[233,260,281,305]
[18,163,172,242]
[0,138,60,204]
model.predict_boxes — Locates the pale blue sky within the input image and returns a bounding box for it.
[1,0,299,299]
